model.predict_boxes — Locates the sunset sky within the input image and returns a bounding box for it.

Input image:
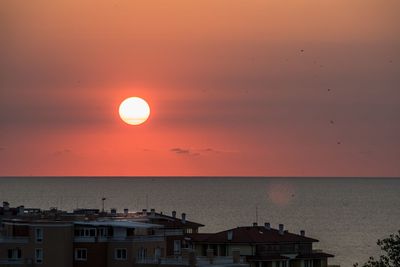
[1,0,399,176]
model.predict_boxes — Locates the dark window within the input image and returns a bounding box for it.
[89,229,96,237]
[75,248,87,261]
[115,248,127,260]
[35,228,43,243]
[127,228,135,236]
[137,248,147,259]
[35,248,43,264]
[7,248,22,259]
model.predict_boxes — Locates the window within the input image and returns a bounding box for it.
[75,248,87,261]
[89,229,96,237]
[115,248,127,260]
[74,228,97,237]
[137,248,147,260]
[304,260,313,267]
[7,248,22,260]
[35,228,43,243]
[154,247,161,259]
[173,240,181,254]
[98,227,108,237]
[35,248,43,264]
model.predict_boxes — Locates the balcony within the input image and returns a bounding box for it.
[155,229,184,236]
[136,257,188,265]
[74,235,164,243]
[136,256,249,266]
[0,259,25,265]
[0,236,29,244]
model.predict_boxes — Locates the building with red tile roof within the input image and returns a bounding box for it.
[188,223,333,267]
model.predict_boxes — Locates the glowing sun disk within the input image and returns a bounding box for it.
[119,97,150,125]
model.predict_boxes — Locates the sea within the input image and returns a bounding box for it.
[0,177,399,267]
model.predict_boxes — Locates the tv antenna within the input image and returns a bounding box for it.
[255,204,258,225]
[101,197,106,212]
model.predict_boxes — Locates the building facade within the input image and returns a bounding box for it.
[189,223,333,267]
[0,202,334,267]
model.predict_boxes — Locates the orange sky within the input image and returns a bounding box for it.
[1,0,399,176]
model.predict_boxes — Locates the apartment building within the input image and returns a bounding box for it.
[0,219,73,267]
[0,203,201,267]
[0,202,334,267]
[0,218,168,267]
[188,223,333,267]
[136,209,204,257]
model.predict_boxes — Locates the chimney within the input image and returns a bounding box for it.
[172,210,176,218]
[300,230,305,236]
[124,208,129,215]
[227,230,233,241]
[151,208,155,217]
[111,208,117,215]
[264,222,271,230]
[18,206,25,215]
[3,201,10,211]
[279,224,284,235]
[253,222,258,227]
[142,209,147,215]
[181,213,186,224]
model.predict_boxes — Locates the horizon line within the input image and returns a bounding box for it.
[0,175,399,179]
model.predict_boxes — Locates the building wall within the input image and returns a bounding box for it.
[290,260,302,267]
[0,223,73,267]
[0,243,30,266]
[73,242,107,267]
[166,236,185,256]
[106,241,165,267]
[227,244,254,256]
[34,224,74,267]
[193,244,255,256]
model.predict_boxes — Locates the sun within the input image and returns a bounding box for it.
[119,97,151,125]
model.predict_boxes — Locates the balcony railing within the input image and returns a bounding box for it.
[0,259,25,265]
[74,235,164,243]
[154,229,184,236]
[136,257,188,265]
[0,236,29,244]
[136,256,248,266]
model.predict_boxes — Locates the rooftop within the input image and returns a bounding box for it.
[189,226,318,244]
[74,220,162,229]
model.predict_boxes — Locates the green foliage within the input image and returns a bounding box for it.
[354,230,400,267]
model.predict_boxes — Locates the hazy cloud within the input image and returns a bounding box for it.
[170,147,234,156]
[170,148,199,156]
[53,149,72,157]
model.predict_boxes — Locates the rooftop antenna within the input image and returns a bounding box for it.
[101,197,106,212]
[255,204,258,225]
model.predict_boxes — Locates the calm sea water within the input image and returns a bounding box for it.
[0,177,399,266]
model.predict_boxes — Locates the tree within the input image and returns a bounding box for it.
[354,230,400,267]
